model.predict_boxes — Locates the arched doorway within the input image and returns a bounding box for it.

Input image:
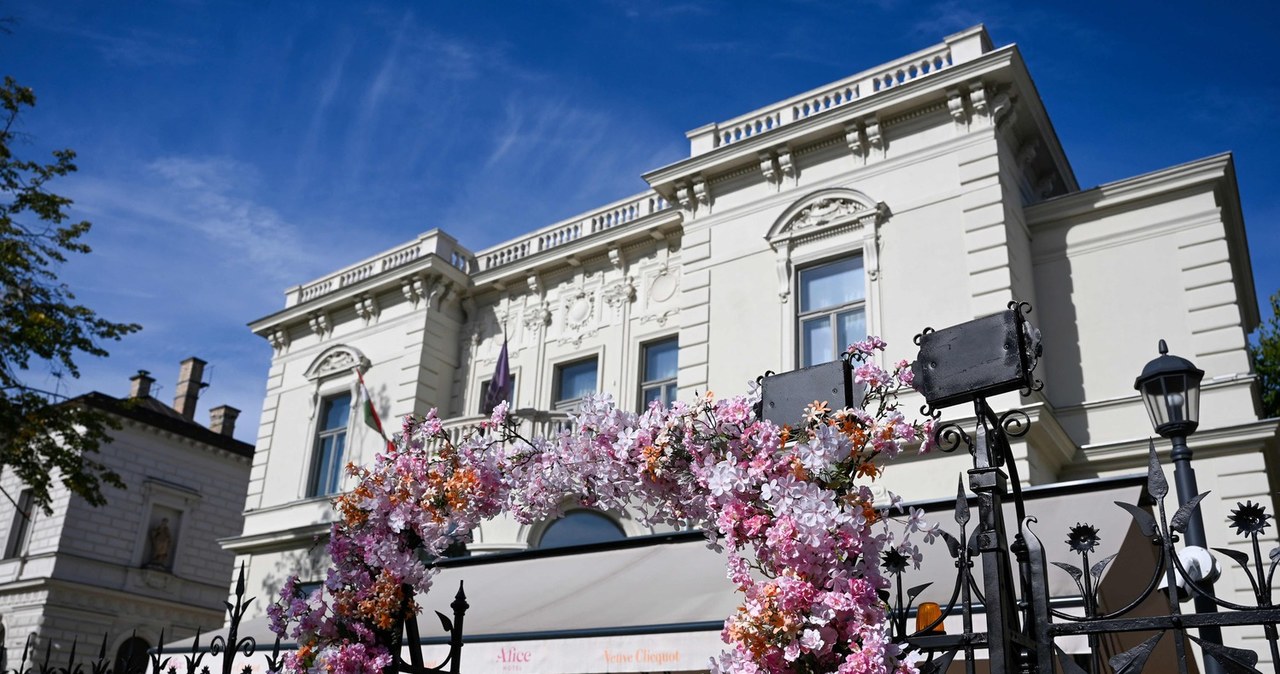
[114,636,150,674]
[536,509,625,548]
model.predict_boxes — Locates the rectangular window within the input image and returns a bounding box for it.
[297,580,325,598]
[639,337,678,411]
[478,375,517,414]
[4,489,34,558]
[309,393,352,497]
[554,357,598,409]
[798,256,866,367]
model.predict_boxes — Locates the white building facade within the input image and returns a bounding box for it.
[0,363,253,671]
[229,26,1278,670]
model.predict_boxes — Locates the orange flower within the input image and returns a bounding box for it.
[641,444,666,479]
[791,459,809,481]
[856,461,880,480]
[805,400,831,422]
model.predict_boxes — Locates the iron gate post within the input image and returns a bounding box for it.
[968,401,1029,674]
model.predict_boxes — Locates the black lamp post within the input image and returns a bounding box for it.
[1134,339,1206,546]
[1134,338,1224,671]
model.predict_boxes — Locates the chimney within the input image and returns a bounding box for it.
[173,357,207,421]
[129,370,155,399]
[209,405,240,437]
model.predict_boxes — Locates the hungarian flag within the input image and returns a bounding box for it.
[356,369,395,452]
[482,339,513,415]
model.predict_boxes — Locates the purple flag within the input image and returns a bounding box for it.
[482,339,513,415]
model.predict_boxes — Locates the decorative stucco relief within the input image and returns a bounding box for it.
[305,345,371,380]
[767,189,890,303]
[602,277,636,314]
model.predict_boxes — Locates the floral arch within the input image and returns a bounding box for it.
[270,339,937,674]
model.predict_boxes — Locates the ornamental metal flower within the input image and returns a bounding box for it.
[1228,500,1271,537]
[1066,523,1100,554]
[882,547,909,574]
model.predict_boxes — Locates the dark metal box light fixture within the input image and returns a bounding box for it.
[912,303,1041,413]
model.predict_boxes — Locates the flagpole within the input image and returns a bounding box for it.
[355,367,396,452]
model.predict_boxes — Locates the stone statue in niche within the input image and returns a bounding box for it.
[146,518,174,570]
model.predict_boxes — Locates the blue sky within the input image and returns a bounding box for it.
[5,1,1278,441]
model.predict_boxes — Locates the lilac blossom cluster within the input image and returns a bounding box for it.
[269,338,935,674]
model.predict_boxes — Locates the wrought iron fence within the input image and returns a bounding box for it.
[0,569,468,674]
[880,302,1280,673]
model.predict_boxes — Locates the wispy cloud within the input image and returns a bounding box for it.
[361,11,413,121]
[606,0,713,20]
[41,21,203,66]
[132,156,320,283]
[446,91,683,247]
[51,153,353,440]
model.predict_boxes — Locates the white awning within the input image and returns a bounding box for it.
[167,475,1151,673]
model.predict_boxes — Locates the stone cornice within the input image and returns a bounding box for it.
[1025,152,1258,330]
[219,522,331,554]
[1073,418,1280,473]
[1026,153,1234,226]
[1050,372,1256,415]
[41,575,227,616]
[249,252,470,335]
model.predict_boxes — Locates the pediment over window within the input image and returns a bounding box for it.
[304,345,371,381]
[766,189,889,307]
[766,189,889,245]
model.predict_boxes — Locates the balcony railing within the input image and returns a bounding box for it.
[475,191,671,272]
[286,230,475,307]
[436,409,574,449]
[686,26,991,155]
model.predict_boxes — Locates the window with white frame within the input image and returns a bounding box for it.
[3,489,34,558]
[554,357,598,410]
[798,256,866,367]
[639,337,678,411]
[309,392,352,496]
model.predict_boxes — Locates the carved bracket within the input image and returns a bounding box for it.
[969,82,989,118]
[777,148,795,182]
[401,273,436,308]
[844,121,866,163]
[759,150,779,185]
[354,294,379,324]
[947,88,969,127]
[865,116,884,156]
[307,312,331,338]
[267,327,290,353]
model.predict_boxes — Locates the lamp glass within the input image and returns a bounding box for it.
[1139,370,1201,437]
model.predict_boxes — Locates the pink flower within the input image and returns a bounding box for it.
[270,336,931,674]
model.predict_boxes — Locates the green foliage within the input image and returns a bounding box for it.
[0,76,140,513]
[1252,291,1280,419]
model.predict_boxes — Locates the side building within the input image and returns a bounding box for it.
[0,361,254,671]
[228,25,1279,670]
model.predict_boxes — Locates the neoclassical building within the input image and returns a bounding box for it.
[0,361,253,671]
[226,26,1276,672]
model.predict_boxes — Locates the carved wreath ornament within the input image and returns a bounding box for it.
[270,339,937,674]
[790,197,863,231]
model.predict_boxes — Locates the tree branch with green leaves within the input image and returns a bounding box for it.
[0,76,140,514]
[1251,290,1280,420]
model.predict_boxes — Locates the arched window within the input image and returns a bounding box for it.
[536,510,625,549]
[766,189,889,370]
[114,636,151,674]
